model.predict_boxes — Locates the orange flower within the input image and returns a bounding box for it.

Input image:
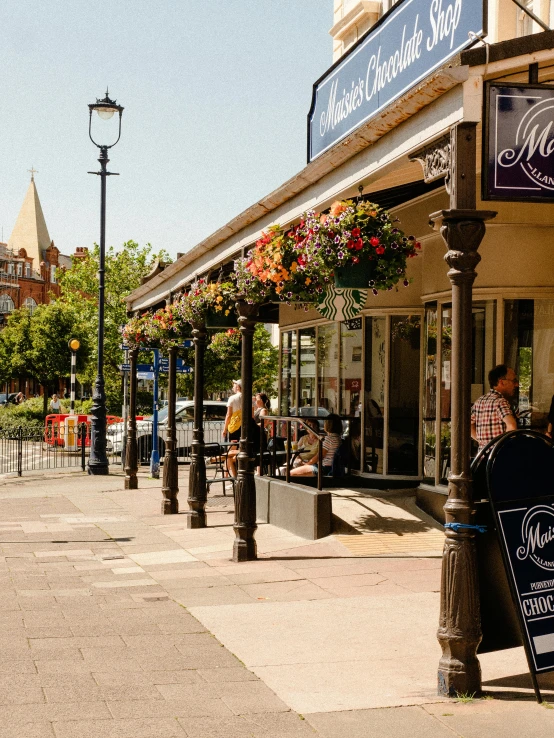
[330,201,347,217]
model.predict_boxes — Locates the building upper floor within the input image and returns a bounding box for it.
[331,0,554,60]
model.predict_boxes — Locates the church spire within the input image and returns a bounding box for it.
[8,171,51,263]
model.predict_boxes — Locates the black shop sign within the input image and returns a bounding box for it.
[485,431,554,696]
[484,83,554,202]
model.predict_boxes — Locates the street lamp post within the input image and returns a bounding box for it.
[87,90,124,476]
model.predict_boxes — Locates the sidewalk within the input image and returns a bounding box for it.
[0,467,552,737]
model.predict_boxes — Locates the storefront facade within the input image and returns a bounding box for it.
[127,16,554,498]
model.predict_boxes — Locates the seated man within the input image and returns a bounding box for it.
[290,414,342,477]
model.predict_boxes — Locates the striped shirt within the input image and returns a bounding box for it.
[322,433,341,467]
[471,389,514,450]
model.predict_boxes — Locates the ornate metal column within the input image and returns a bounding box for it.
[124,348,138,490]
[187,322,208,528]
[233,300,259,562]
[429,123,496,697]
[161,346,179,514]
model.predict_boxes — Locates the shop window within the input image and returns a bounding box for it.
[436,301,495,485]
[389,315,421,476]
[280,331,297,416]
[423,305,438,483]
[504,299,554,433]
[317,323,339,414]
[340,319,363,416]
[363,316,385,474]
[298,328,316,414]
[340,318,363,470]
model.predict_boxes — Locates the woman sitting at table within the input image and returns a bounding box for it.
[290,414,342,477]
[278,418,319,475]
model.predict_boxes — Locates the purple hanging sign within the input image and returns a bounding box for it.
[484,83,554,202]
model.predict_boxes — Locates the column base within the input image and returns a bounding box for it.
[232,535,257,562]
[88,462,109,476]
[185,510,207,529]
[437,648,482,697]
[124,477,138,490]
[161,497,178,515]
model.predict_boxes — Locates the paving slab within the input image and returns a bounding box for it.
[0,467,548,738]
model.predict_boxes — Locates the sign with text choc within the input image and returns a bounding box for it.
[307,0,484,161]
[484,84,554,202]
[486,432,554,679]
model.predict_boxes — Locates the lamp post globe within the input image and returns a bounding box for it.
[87,90,124,475]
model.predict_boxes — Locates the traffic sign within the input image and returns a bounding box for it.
[183,339,193,348]
[120,344,129,351]
[124,362,193,376]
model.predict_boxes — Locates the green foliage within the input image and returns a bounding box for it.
[29,302,91,383]
[56,241,171,413]
[0,397,47,433]
[252,324,279,394]
[175,324,278,399]
[454,691,476,704]
[0,308,33,382]
[60,398,93,415]
[0,304,89,415]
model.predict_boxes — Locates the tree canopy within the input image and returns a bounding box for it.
[175,324,279,400]
[56,241,171,411]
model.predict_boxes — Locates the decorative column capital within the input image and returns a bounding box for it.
[191,321,207,341]
[430,209,497,285]
[236,300,259,325]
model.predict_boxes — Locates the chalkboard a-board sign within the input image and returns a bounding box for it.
[485,430,554,702]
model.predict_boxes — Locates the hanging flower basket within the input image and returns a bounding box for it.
[121,313,158,350]
[178,280,237,327]
[334,260,374,289]
[233,225,324,305]
[298,200,420,294]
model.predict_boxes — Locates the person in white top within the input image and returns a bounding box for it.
[49,393,61,413]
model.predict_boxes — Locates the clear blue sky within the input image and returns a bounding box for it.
[1,1,332,260]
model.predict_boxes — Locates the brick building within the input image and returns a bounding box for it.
[2,173,78,396]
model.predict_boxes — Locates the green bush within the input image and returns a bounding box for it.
[0,397,47,433]
[60,399,94,416]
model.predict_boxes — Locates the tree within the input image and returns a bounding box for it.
[0,303,91,412]
[56,241,171,412]
[0,308,33,388]
[175,324,279,400]
[28,302,91,413]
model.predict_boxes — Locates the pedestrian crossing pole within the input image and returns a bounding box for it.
[68,339,80,415]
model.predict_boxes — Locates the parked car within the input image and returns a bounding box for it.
[0,393,19,406]
[106,400,228,463]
